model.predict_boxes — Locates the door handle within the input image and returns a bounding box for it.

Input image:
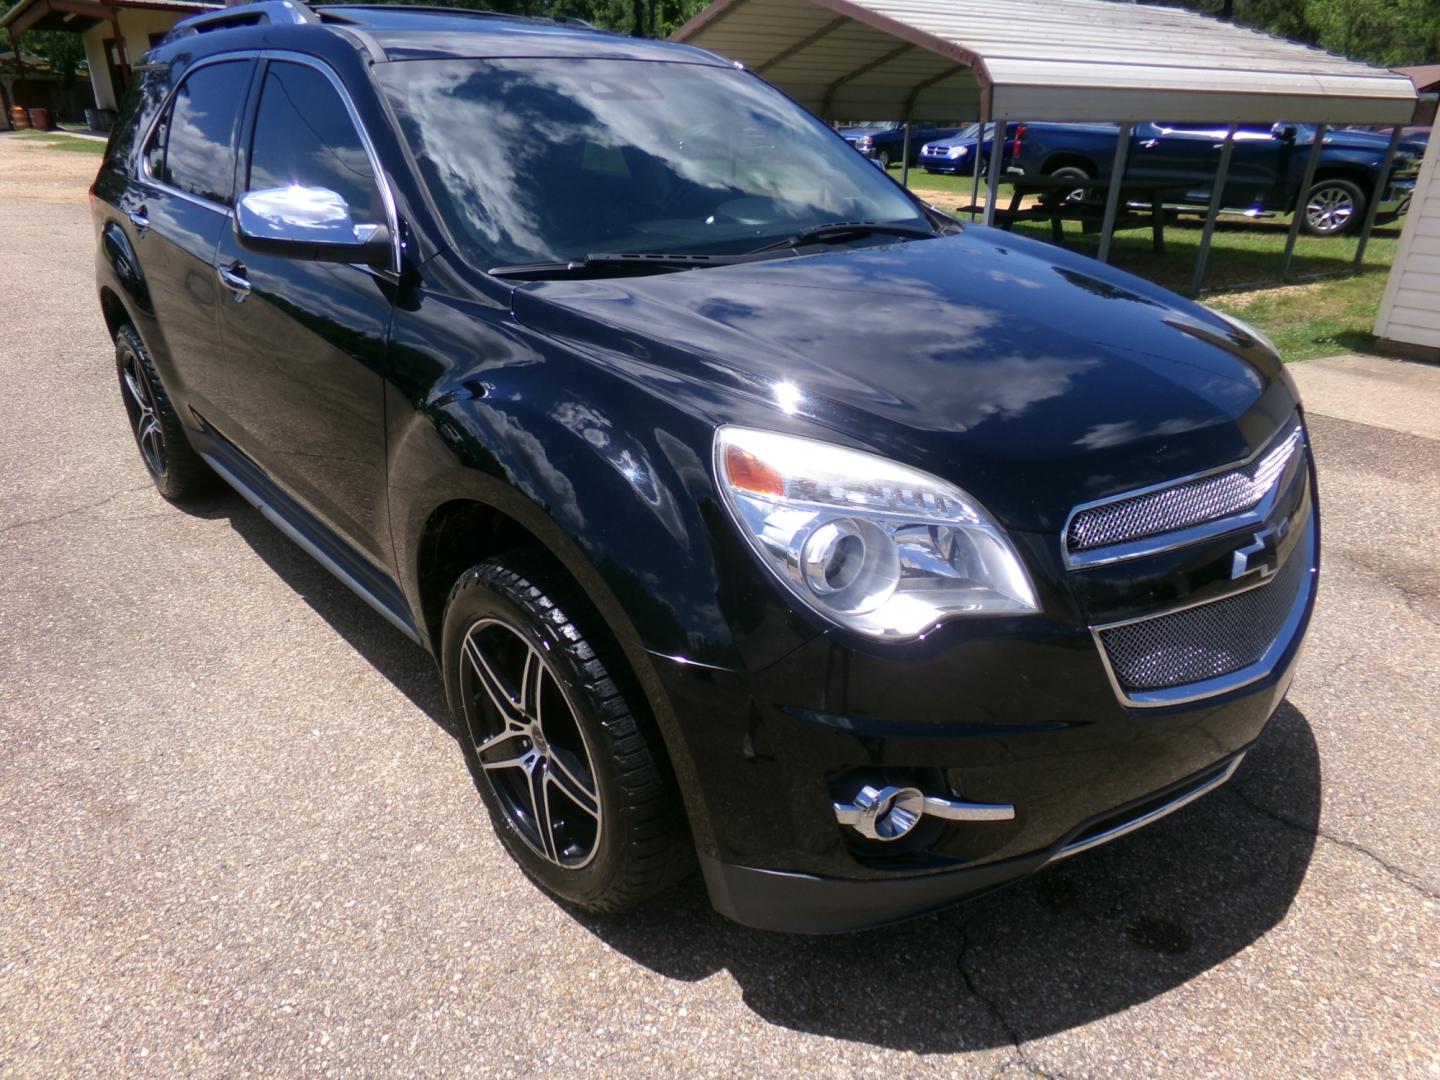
[127,206,149,233]
[1139,139,1160,150]
[216,261,251,301]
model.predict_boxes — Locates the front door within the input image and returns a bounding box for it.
[213,57,395,569]
[1130,123,1289,208]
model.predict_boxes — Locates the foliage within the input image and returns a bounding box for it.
[370,0,707,37]
[1165,0,1440,66]
[1,2,89,86]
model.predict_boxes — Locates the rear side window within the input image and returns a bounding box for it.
[144,60,252,205]
[106,66,169,172]
[247,61,384,223]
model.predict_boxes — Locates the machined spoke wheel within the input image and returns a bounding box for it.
[460,618,602,869]
[1306,186,1355,234]
[121,357,167,478]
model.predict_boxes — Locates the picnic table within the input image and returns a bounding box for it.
[957,175,1199,253]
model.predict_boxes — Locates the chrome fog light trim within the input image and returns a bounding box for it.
[834,785,1015,841]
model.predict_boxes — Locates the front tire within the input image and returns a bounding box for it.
[442,553,690,913]
[114,324,215,501]
[876,149,892,169]
[1302,178,1366,237]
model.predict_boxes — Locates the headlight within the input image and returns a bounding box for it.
[856,136,873,150]
[714,427,1039,639]
[947,146,967,159]
[1211,308,1281,359]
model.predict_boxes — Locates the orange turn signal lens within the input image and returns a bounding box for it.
[724,443,785,496]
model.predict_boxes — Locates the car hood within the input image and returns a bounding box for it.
[511,229,1298,533]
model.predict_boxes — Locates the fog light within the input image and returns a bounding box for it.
[834,784,1017,841]
[832,785,926,841]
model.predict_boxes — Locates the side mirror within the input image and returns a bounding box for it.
[1271,123,1298,143]
[235,186,391,267]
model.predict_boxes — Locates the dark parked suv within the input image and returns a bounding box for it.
[93,1,1318,933]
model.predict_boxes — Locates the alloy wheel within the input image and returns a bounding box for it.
[121,354,167,478]
[459,618,603,869]
[1306,185,1355,234]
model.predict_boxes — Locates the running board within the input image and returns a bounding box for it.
[199,451,422,645]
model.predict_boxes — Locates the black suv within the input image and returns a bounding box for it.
[93,2,1318,933]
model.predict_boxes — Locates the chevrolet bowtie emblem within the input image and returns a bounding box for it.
[1231,527,1279,582]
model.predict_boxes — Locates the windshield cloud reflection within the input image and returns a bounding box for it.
[377,59,924,266]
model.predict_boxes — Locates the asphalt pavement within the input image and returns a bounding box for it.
[1,133,1436,1078]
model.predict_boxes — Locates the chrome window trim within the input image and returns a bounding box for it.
[1090,516,1316,709]
[1061,414,1305,570]
[134,49,402,274]
[135,51,262,216]
[1052,751,1246,860]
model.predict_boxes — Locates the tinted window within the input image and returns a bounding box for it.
[248,62,384,223]
[152,61,251,204]
[107,66,169,172]
[376,59,928,268]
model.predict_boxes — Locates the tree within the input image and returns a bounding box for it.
[1164,0,1440,66]
[1,1,89,87]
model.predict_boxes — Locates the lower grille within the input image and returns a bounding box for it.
[1098,543,1308,694]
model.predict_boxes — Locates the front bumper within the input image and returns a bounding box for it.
[701,750,1249,933]
[648,445,1317,933]
[1378,177,1416,217]
[919,155,966,173]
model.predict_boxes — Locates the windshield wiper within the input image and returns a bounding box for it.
[749,221,936,254]
[489,252,754,280]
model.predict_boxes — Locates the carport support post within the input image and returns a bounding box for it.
[982,121,1005,227]
[1190,124,1238,296]
[1353,124,1403,269]
[1280,123,1327,282]
[901,119,912,188]
[1096,122,1134,264]
[970,115,987,222]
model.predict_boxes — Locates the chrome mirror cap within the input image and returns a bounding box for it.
[235,185,391,266]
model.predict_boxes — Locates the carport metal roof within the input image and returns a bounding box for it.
[671,0,1418,125]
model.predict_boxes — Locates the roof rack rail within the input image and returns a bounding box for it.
[163,0,317,43]
[312,4,595,29]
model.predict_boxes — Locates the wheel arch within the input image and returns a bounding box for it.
[410,486,722,857]
[99,285,130,339]
[1040,153,1097,177]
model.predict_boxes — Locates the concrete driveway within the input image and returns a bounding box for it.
[1,133,1436,1078]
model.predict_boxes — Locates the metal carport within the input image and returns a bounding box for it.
[671,0,1420,291]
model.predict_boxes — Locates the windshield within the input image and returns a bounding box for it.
[375,59,930,268]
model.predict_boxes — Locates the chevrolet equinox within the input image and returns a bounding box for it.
[92,1,1318,932]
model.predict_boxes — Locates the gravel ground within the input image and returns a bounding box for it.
[1,132,1437,1079]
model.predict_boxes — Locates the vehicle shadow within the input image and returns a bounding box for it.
[184,488,1320,1051]
[566,707,1321,1052]
[176,489,455,736]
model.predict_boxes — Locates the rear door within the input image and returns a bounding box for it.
[128,58,256,426]
[212,57,396,568]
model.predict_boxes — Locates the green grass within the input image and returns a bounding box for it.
[9,129,106,155]
[901,171,1400,363]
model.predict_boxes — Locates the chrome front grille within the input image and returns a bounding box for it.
[1065,421,1304,564]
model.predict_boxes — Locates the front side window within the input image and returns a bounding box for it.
[375,58,929,268]
[146,60,252,205]
[247,61,384,224]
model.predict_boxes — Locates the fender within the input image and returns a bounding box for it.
[99,218,154,322]
[385,294,819,676]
